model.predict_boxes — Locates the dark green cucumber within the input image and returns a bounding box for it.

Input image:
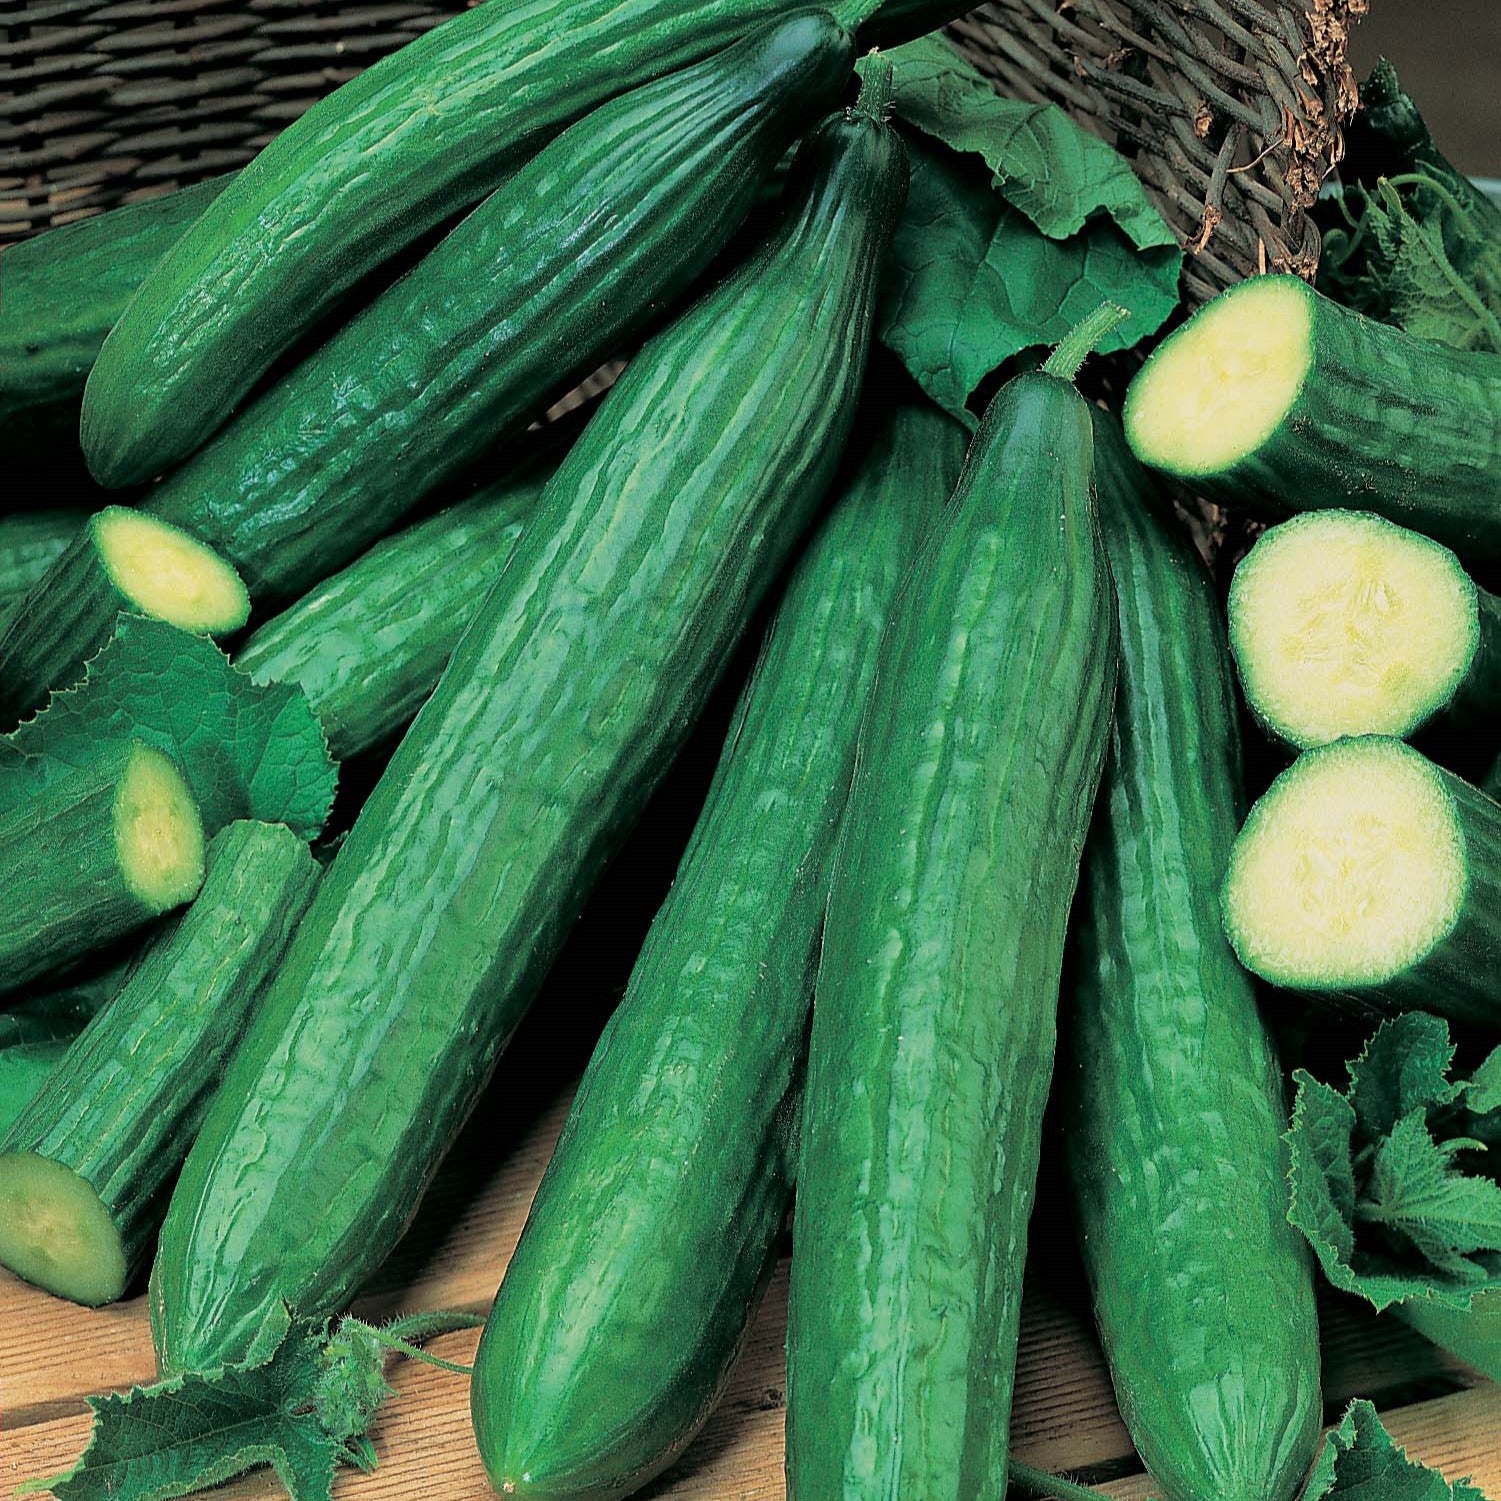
[1227,509,1501,752]
[785,327,1120,1500]
[1066,410,1322,1501]
[0,961,130,1138]
[235,458,553,760]
[470,391,965,1501]
[0,506,250,723]
[0,178,227,462]
[1395,1293,1501,1382]
[149,95,905,1376]
[1224,737,1501,1025]
[0,512,79,604]
[1123,275,1501,564]
[0,741,205,995]
[133,15,851,603]
[0,822,317,1307]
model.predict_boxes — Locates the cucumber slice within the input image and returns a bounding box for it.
[1124,275,1501,564]
[1223,737,1501,1023]
[0,821,317,1306]
[1228,510,1501,748]
[0,741,205,994]
[0,507,249,722]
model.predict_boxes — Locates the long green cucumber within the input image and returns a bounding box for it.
[1123,275,1501,564]
[1395,1293,1501,1382]
[0,512,79,604]
[0,507,250,724]
[0,822,318,1307]
[133,15,851,603]
[0,742,205,995]
[149,92,905,1376]
[235,458,554,760]
[470,391,965,1501]
[0,178,227,462]
[1224,737,1501,1025]
[79,0,971,488]
[784,322,1120,1500]
[1067,409,1322,1501]
[1227,509,1501,753]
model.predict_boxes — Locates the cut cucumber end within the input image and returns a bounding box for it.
[95,508,250,634]
[0,1152,128,1306]
[113,743,206,910]
[1223,738,1465,989]
[1228,510,1480,747]
[1124,275,1313,477]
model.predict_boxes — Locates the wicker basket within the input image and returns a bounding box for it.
[4,0,1363,295]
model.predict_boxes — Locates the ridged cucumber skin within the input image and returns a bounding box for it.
[0,508,248,724]
[784,370,1119,1501]
[148,105,906,1376]
[0,178,227,452]
[235,462,551,760]
[0,743,202,996]
[81,3,877,491]
[1126,277,1501,564]
[134,16,851,602]
[0,512,79,603]
[470,395,965,1501]
[1394,1292,1501,1381]
[0,823,318,1305]
[1067,411,1322,1501]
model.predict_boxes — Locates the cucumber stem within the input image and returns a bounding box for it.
[1008,1459,1104,1500]
[853,52,896,121]
[1043,303,1129,382]
[364,1310,487,1374]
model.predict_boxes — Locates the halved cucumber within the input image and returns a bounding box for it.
[1228,510,1501,749]
[1124,275,1501,563]
[0,507,249,723]
[1223,737,1501,1023]
[0,741,205,994]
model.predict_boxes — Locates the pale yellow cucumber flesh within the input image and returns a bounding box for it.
[0,1153,127,1306]
[114,742,206,910]
[1228,510,1480,747]
[1124,275,1313,476]
[1224,738,1465,988]
[96,507,250,633]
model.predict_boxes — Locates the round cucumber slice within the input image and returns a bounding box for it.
[95,507,250,634]
[1223,738,1466,990]
[0,1152,127,1306]
[1123,276,1313,478]
[114,743,205,910]
[1228,510,1481,747]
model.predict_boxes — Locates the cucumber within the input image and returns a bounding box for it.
[1123,275,1501,564]
[0,512,79,604]
[0,741,205,995]
[470,391,965,1501]
[784,319,1120,1501]
[235,459,552,760]
[1395,1293,1501,1382]
[1067,409,1322,1501]
[0,822,318,1307]
[0,178,227,462]
[149,90,906,1376]
[1227,509,1501,751]
[0,507,250,724]
[131,15,852,604]
[1223,736,1501,1025]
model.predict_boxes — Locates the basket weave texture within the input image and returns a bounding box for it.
[4,0,1361,297]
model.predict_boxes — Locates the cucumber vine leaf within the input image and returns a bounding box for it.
[21,1310,483,1501]
[1304,1400,1490,1501]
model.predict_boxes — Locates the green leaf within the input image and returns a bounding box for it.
[1287,1016,1501,1318]
[1304,1400,1491,1501]
[0,615,336,840]
[23,1310,484,1501]
[878,140,1181,421]
[866,39,1182,421]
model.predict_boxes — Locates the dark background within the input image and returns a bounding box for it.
[1352,1,1499,173]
